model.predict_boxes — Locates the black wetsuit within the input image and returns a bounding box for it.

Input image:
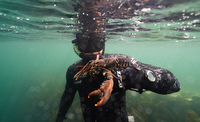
[56,54,180,122]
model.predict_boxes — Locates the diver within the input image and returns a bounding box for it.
[56,32,180,122]
[56,0,180,122]
[56,33,180,122]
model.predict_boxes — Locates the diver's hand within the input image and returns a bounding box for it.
[88,72,114,106]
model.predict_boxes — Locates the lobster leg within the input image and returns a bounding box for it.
[88,72,114,106]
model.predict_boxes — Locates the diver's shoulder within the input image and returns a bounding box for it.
[68,60,83,70]
[67,59,83,77]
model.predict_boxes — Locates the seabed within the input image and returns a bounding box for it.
[23,76,200,122]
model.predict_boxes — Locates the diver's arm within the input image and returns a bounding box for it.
[96,54,180,94]
[122,61,180,94]
[56,68,77,122]
[102,54,180,94]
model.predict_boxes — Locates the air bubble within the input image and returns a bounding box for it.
[29,86,35,92]
[43,104,49,111]
[183,33,190,38]
[67,113,75,120]
[38,101,45,107]
[145,108,152,115]
[24,115,32,122]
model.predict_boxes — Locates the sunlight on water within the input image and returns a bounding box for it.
[0,0,200,121]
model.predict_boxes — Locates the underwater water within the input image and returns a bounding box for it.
[0,0,200,122]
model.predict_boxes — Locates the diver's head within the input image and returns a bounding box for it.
[72,33,106,60]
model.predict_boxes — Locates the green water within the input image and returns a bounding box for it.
[1,0,200,122]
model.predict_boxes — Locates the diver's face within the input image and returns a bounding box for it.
[73,33,105,60]
[76,33,105,53]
